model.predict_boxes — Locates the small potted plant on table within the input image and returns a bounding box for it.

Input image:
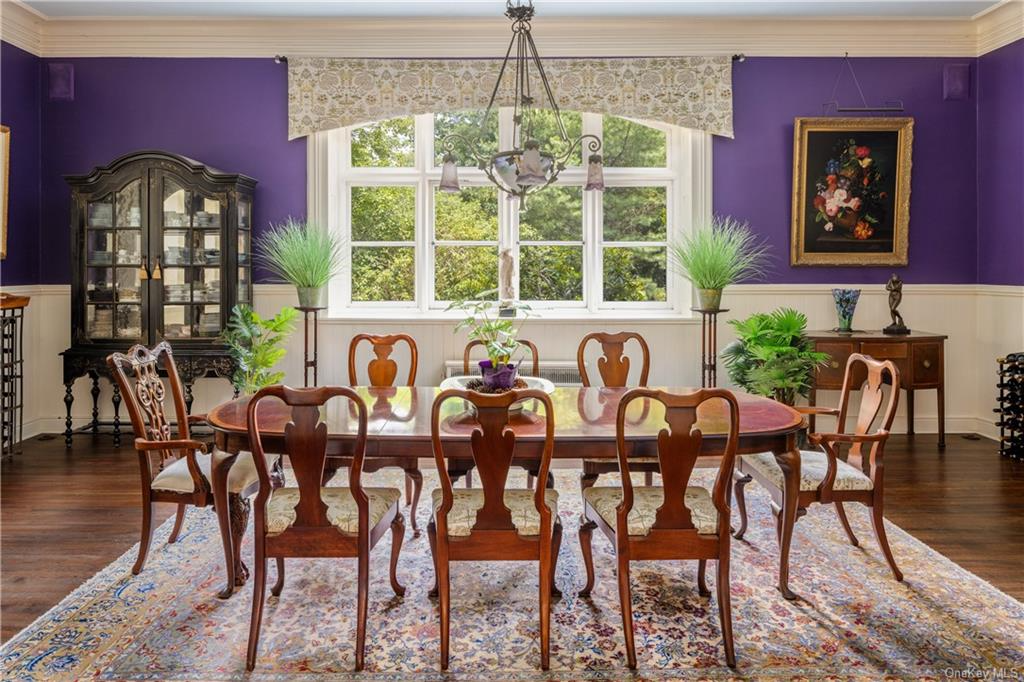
[256,217,344,309]
[449,290,531,392]
[669,215,771,311]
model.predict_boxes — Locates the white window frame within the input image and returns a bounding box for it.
[310,110,711,319]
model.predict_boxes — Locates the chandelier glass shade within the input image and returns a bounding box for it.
[439,0,603,207]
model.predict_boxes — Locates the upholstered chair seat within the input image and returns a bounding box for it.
[583,486,718,536]
[265,486,402,535]
[742,450,873,492]
[431,488,559,537]
[151,449,260,495]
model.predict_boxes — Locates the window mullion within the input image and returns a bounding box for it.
[415,114,433,313]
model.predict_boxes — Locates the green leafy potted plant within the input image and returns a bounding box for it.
[221,304,299,395]
[256,217,344,309]
[669,215,771,311]
[721,308,830,405]
[448,289,531,391]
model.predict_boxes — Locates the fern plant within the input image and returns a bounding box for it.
[721,308,829,405]
[221,304,299,395]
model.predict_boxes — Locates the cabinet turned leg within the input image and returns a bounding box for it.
[184,380,195,416]
[90,374,101,433]
[808,387,817,433]
[111,383,122,448]
[63,381,75,448]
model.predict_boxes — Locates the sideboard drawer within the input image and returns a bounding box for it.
[912,342,942,385]
[815,342,856,388]
[860,342,909,359]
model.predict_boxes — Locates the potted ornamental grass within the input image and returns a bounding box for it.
[669,215,771,311]
[448,290,532,392]
[721,307,830,406]
[256,217,345,309]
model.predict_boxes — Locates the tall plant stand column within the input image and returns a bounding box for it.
[1,294,30,459]
[693,307,728,388]
[297,306,325,387]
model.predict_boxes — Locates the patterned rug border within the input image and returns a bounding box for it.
[3,480,1023,682]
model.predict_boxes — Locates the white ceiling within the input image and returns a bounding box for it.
[20,0,1006,19]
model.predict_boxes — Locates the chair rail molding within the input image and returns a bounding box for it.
[2,0,1021,59]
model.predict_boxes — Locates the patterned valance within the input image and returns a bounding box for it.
[287,56,733,140]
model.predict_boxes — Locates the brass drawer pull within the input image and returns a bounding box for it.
[830,360,840,369]
[922,359,932,369]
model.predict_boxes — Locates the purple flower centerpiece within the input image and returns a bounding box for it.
[832,288,861,333]
[479,359,519,390]
[448,289,532,394]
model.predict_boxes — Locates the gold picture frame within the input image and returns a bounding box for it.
[1,125,8,260]
[791,117,912,267]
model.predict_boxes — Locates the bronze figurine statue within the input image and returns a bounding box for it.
[883,273,910,335]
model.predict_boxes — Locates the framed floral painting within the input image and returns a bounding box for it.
[790,117,913,266]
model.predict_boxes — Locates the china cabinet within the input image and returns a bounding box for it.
[61,150,256,446]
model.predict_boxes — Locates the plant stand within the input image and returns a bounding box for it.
[693,307,728,388]
[297,306,325,387]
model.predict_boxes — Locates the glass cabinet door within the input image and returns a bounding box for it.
[237,197,252,306]
[157,174,226,340]
[83,178,145,341]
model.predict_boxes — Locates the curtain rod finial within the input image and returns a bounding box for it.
[274,55,288,64]
[732,54,745,63]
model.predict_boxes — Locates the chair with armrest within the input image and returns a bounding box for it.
[734,352,903,581]
[107,341,259,576]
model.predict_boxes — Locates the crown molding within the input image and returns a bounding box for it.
[2,3,1020,59]
[975,0,1024,55]
[0,0,43,55]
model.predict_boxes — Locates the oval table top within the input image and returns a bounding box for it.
[207,386,804,457]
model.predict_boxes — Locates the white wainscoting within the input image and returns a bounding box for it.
[5,283,1022,444]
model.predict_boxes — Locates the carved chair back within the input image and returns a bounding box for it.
[616,388,740,536]
[107,342,204,488]
[431,388,555,536]
[247,385,369,536]
[830,352,900,477]
[577,331,651,388]
[463,339,540,377]
[348,333,418,387]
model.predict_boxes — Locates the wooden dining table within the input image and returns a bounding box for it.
[207,386,806,600]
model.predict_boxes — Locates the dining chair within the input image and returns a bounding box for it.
[347,333,425,533]
[578,387,741,669]
[462,338,546,489]
[577,331,660,490]
[733,353,903,581]
[244,385,405,672]
[427,387,561,671]
[107,341,259,576]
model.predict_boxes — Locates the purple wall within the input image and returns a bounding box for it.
[714,56,979,284]
[2,44,1015,286]
[0,42,42,286]
[976,39,1024,286]
[39,57,306,283]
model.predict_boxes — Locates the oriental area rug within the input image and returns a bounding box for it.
[3,470,1022,681]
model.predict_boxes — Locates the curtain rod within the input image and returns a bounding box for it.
[274,54,746,63]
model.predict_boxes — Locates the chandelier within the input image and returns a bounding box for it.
[439,0,604,208]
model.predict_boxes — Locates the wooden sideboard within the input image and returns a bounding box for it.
[806,330,947,448]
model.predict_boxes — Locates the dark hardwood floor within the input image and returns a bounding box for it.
[2,432,1022,642]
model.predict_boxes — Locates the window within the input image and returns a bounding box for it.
[314,110,710,317]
